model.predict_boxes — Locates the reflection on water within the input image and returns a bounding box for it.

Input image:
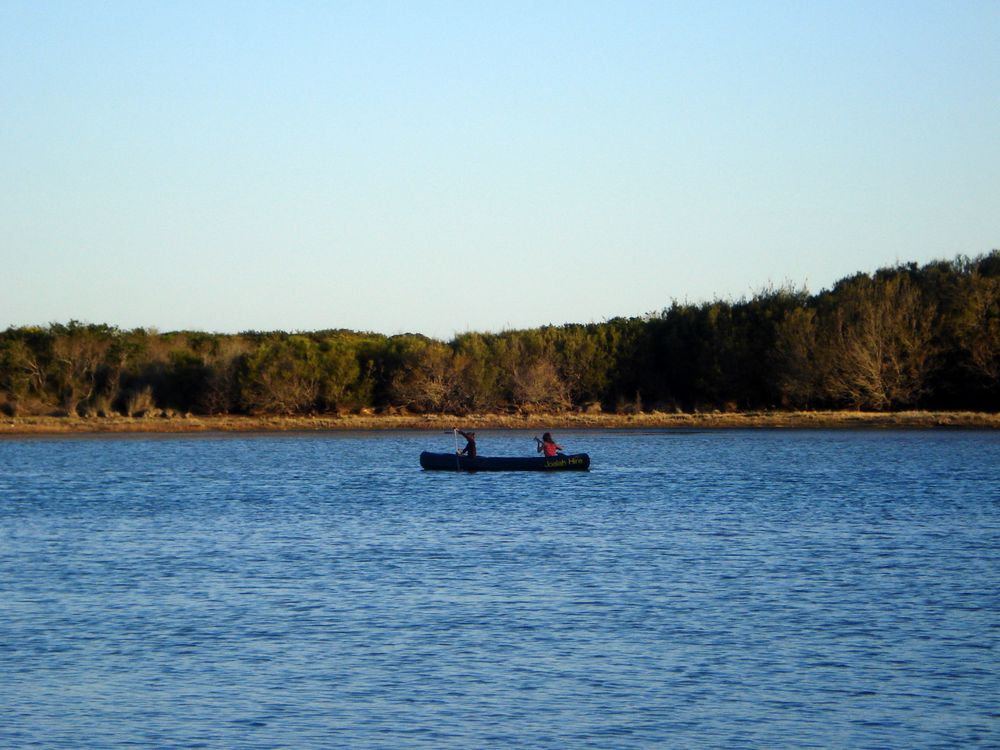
[1,430,998,748]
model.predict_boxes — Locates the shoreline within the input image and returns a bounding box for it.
[1,410,998,435]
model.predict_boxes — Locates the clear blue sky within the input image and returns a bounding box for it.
[2,1,998,339]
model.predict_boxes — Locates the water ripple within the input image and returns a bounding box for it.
[1,430,998,748]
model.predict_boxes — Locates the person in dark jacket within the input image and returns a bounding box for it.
[457,429,477,458]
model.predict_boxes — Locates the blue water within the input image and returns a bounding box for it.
[1,429,998,749]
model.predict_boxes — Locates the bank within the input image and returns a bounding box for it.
[2,410,999,435]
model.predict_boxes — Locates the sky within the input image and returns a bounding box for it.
[2,1,998,340]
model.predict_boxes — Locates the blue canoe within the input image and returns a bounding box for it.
[419,451,590,472]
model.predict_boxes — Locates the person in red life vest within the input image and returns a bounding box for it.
[535,432,563,457]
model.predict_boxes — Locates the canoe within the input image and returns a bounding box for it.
[419,451,590,472]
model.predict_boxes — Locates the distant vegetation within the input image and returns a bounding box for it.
[2,252,998,418]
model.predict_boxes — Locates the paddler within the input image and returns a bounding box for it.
[456,429,477,458]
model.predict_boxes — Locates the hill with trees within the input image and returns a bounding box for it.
[2,252,998,418]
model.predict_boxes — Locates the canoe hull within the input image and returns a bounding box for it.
[419,451,590,472]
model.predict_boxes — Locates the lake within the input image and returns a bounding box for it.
[1,429,998,749]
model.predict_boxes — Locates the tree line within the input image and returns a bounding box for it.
[2,252,998,417]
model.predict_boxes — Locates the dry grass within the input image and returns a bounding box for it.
[1,410,998,435]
